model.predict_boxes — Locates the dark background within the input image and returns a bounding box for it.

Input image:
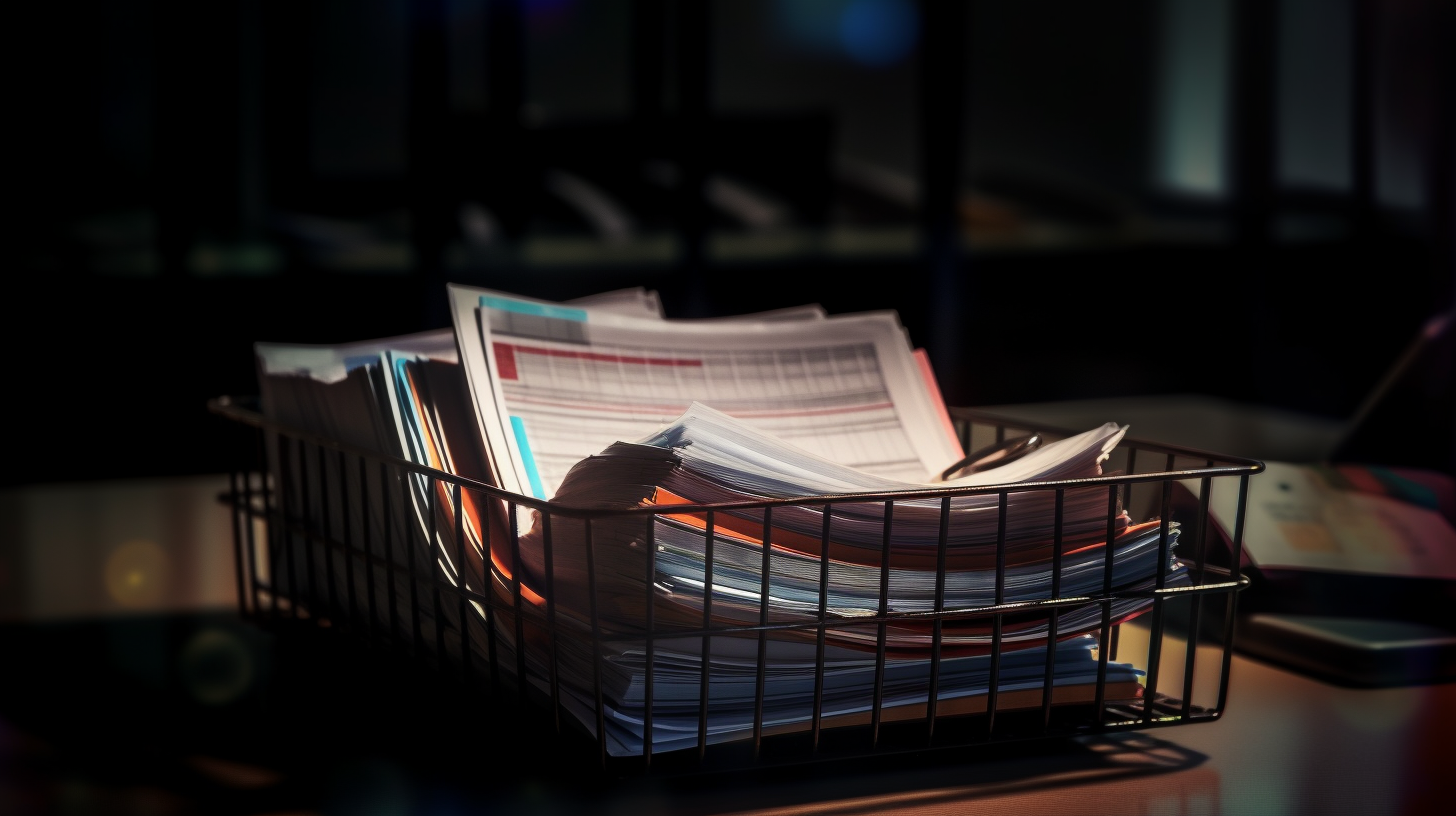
[8,0,1453,487]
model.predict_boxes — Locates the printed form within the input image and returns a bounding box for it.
[447,283,964,501]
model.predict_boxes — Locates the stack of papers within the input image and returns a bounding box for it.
[253,285,1179,756]
[503,402,1173,754]
[556,631,1144,756]
[530,404,1175,639]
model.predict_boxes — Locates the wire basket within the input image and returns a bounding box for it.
[208,395,1259,775]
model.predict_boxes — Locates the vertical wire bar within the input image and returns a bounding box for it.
[1142,479,1175,723]
[1109,610,1121,662]
[541,512,562,728]
[361,457,378,646]
[228,467,248,618]
[430,477,446,666]
[643,512,657,766]
[542,511,562,732]
[298,441,318,618]
[509,501,525,697]
[1216,475,1252,714]
[1041,488,1066,731]
[752,506,773,758]
[486,498,503,693]
[1181,469,1215,718]
[811,504,832,753]
[453,482,470,682]
[382,462,400,650]
[926,495,951,744]
[242,433,262,620]
[276,435,296,620]
[251,428,270,620]
[478,497,498,693]
[319,446,338,623]
[1093,484,1119,721]
[1124,449,1139,515]
[267,438,282,620]
[697,510,716,761]
[480,493,502,691]
[339,450,358,635]
[871,500,894,746]
[582,518,608,769]
[985,491,1008,735]
[1111,450,1133,663]
[402,468,424,662]
[1109,451,1133,672]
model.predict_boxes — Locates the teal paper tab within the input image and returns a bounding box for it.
[510,415,547,499]
[482,296,587,323]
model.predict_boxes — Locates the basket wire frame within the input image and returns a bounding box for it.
[209,396,1257,774]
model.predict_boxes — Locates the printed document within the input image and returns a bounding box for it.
[447,283,964,502]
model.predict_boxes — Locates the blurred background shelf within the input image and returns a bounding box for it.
[8,0,1452,489]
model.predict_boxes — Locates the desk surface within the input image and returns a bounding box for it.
[2,397,1451,816]
[2,611,1451,816]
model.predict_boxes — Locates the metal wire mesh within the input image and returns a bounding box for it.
[209,395,1257,775]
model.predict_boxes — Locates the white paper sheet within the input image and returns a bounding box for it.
[446,283,964,502]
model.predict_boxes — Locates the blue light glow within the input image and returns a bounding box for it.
[839,0,919,66]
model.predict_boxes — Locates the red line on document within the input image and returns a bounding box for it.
[502,394,895,418]
[493,343,519,380]
[496,342,705,368]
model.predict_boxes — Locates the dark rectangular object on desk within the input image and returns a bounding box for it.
[1235,613,1456,688]
[1235,566,1456,630]
[1206,546,1456,687]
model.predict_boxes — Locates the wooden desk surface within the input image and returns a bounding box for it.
[2,608,1450,816]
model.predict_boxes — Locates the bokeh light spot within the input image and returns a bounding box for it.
[103,539,169,608]
[179,627,255,706]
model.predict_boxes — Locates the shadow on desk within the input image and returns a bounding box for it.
[0,611,1218,816]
